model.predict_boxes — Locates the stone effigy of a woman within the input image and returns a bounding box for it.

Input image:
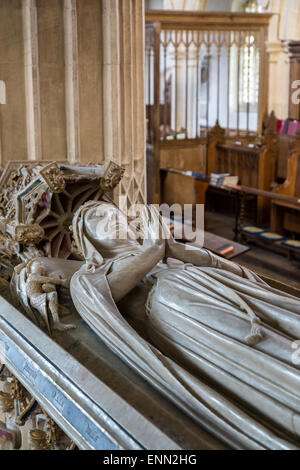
[69,200,300,451]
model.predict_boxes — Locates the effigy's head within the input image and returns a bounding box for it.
[72,201,140,262]
[28,260,46,276]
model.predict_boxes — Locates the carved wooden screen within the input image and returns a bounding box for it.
[146,12,270,143]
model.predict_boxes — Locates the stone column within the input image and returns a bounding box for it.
[266,0,300,118]
[0,0,147,207]
[63,0,80,163]
[102,0,121,165]
[266,41,290,118]
[77,0,104,164]
[0,81,5,165]
[22,0,41,161]
[288,41,300,120]
[102,0,147,207]
[0,81,5,105]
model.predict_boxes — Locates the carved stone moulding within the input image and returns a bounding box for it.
[0,366,77,450]
[0,160,125,261]
[0,295,203,451]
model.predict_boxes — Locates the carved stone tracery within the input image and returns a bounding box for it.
[0,160,125,262]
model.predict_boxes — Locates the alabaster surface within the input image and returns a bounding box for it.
[66,201,300,450]
[12,200,300,450]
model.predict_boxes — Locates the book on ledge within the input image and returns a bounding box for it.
[210,173,239,188]
[185,171,207,180]
[221,175,240,188]
[210,173,230,186]
[216,243,235,256]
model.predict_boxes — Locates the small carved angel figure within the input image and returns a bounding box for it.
[24,260,75,333]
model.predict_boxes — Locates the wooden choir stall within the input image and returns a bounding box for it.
[207,121,278,225]
[271,130,300,237]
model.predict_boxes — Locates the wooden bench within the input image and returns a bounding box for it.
[160,168,209,212]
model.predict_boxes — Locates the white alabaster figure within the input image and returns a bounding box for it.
[51,200,299,449]
[13,258,83,333]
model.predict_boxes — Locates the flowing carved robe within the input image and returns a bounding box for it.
[70,201,300,450]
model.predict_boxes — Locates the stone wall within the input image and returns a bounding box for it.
[266,0,300,118]
[0,0,147,206]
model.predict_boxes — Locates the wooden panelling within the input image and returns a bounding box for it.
[160,140,207,173]
[208,121,277,223]
[270,134,300,234]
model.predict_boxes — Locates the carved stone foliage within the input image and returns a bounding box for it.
[0,368,76,450]
[99,161,126,192]
[0,371,37,426]
[39,163,66,194]
[14,225,45,246]
[29,411,76,451]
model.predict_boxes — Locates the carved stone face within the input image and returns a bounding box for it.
[75,202,140,259]
[94,204,138,242]
[29,262,45,276]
